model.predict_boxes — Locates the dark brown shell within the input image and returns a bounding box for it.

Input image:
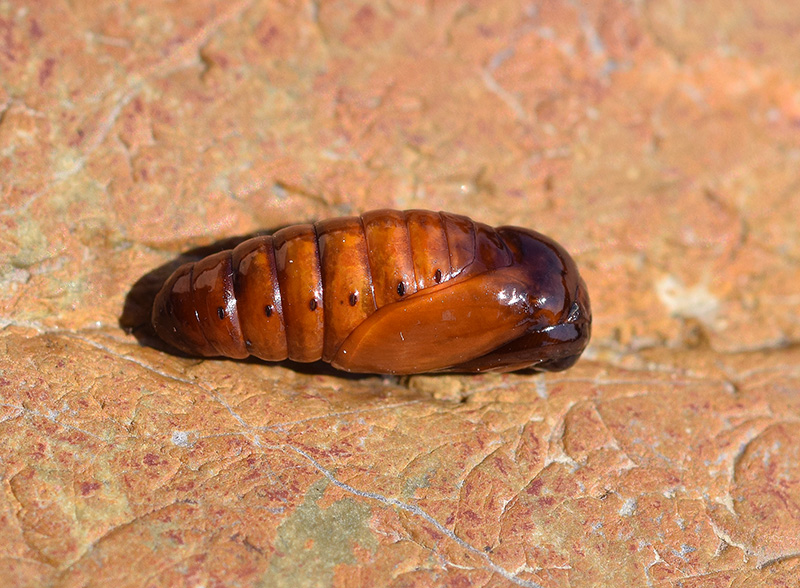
[151,209,591,374]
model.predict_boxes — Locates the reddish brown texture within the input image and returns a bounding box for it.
[1,0,800,586]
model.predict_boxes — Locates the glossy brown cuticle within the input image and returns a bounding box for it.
[151,209,591,374]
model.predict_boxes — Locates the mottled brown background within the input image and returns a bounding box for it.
[1,1,799,587]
